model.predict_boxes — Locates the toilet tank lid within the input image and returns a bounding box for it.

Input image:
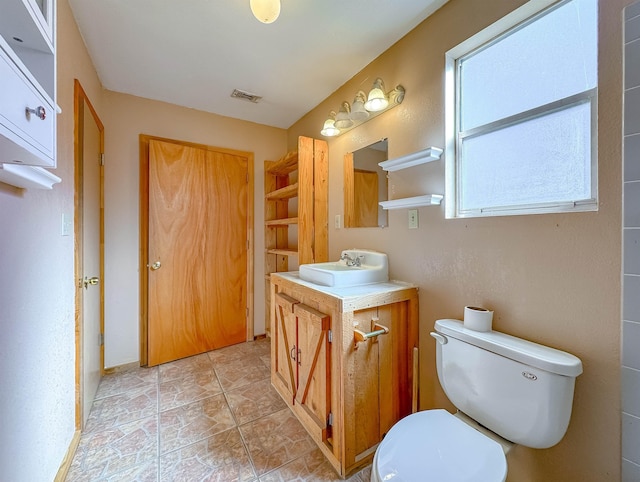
[435,319,583,377]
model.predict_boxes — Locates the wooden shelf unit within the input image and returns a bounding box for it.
[264,136,329,332]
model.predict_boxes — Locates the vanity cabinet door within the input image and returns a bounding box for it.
[350,302,411,460]
[294,303,331,441]
[272,290,332,443]
[273,292,298,403]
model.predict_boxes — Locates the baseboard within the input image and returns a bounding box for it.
[54,430,81,482]
[103,361,140,374]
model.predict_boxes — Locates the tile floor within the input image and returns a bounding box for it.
[66,338,372,481]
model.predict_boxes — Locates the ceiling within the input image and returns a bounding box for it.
[68,0,448,129]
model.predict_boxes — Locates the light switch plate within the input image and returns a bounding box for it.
[61,213,72,236]
[408,209,418,229]
[335,214,341,229]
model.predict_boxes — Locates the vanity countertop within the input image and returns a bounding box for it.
[271,271,417,312]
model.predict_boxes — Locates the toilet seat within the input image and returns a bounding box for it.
[372,409,507,482]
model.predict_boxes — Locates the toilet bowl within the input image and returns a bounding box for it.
[370,319,582,482]
[371,410,507,482]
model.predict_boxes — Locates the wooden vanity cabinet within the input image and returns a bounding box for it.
[270,273,419,478]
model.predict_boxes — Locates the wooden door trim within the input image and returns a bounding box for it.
[73,79,105,430]
[139,134,254,365]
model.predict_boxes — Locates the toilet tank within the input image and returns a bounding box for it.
[433,319,583,449]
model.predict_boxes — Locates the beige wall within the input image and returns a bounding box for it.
[288,0,627,480]
[100,91,286,367]
[0,0,104,479]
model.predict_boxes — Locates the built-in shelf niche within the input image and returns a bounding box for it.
[378,146,443,210]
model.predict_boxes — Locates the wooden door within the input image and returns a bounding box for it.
[74,80,104,430]
[344,153,378,228]
[146,139,249,366]
[294,303,331,441]
[81,98,103,425]
[353,169,378,227]
[274,292,298,402]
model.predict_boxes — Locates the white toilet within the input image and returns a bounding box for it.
[371,318,583,482]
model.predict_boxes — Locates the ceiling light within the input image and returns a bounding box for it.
[250,0,280,24]
[334,102,354,129]
[320,111,340,137]
[365,78,389,112]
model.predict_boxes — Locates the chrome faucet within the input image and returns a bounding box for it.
[340,253,365,267]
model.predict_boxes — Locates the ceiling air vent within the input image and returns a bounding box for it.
[230,89,262,103]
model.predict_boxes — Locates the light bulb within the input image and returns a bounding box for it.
[365,78,389,112]
[250,0,280,24]
[350,91,370,121]
[320,112,340,137]
[334,102,353,129]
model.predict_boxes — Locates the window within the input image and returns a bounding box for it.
[445,0,598,218]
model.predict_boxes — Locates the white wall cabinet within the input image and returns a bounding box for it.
[0,0,58,185]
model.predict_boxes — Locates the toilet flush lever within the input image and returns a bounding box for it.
[430,332,448,345]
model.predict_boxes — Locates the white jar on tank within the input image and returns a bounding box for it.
[371,318,582,482]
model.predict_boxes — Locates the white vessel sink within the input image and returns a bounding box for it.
[299,249,389,287]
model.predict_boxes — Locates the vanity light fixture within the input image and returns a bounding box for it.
[320,111,340,137]
[250,0,281,24]
[320,78,405,137]
[334,102,354,129]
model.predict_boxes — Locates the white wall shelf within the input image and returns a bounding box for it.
[378,146,443,172]
[378,146,444,210]
[0,163,61,189]
[379,194,443,210]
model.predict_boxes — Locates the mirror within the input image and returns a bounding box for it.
[344,139,388,228]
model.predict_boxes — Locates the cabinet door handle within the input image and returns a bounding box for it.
[297,348,302,366]
[290,345,297,360]
[26,106,46,120]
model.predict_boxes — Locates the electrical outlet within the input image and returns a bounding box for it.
[408,209,418,229]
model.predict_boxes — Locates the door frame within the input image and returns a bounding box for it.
[139,134,255,365]
[73,79,105,429]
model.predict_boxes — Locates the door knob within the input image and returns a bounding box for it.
[149,261,161,271]
[83,276,99,289]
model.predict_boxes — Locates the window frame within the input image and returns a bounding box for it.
[444,0,598,219]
